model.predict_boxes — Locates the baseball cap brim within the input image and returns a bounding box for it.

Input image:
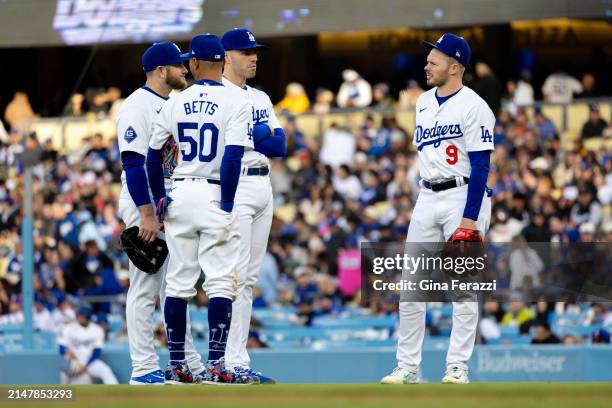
[229,43,268,51]
[179,52,193,60]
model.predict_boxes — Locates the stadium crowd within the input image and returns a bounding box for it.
[0,64,610,348]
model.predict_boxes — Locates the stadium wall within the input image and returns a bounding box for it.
[1,345,611,384]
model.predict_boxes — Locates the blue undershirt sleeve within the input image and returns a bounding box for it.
[463,150,491,221]
[121,151,151,207]
[146,147,165,203]
[220,145,244,212]
[87,348,102,366]
[254,128,286,158]
[252,123,272,144]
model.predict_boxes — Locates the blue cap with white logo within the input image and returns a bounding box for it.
[423,33,471,67]
[142,41,188,72]
[222,28,268,51]
[181,34,225,62]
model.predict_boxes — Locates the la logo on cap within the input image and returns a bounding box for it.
[247,31,255,42]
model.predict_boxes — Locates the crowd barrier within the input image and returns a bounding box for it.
[1,344,611,384]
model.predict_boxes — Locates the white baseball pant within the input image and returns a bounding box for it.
[225,174,273,369]
[397,184,490,372]
[61,360,118,384]
[119,186,204,378]
[163,178,239,301]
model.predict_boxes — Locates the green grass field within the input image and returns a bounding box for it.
[1,383,611,408]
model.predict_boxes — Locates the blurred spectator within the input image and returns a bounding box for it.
[531,322,561,344]
[332,165,361,201]
[509,235,543,290]
[563,334,581,345]
[580,104,608,139]
[479,299,505,342]
[531,107,557,142]
[577,73,602,98]
[0,120,8,143]
[312,88,334,115]
[472,62,502,114]
[4,92,38,130]
[578,222,596,243]
[257,252,279,306]
[514,71,535,107]
[501,294,535,334]
[83,133,110,173]
[283,115,306,155]
[542,71,582,103]
[521,210,551,242]
[336,69,372,108]
[371,83,394,110]
[275,82,310,114]
[65,93,85,117]
[592,329,610,344]
[398,79,424,109]
[570,186,602,228]
[319,123,355,169]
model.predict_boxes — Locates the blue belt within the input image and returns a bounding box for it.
[173,178,220,185]
[245,167,269,176]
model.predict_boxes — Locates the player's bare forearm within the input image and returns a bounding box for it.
[137,204,161,242]
[458,218,478,230]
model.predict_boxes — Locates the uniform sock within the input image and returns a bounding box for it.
[164,296,187,364]
[207,297,232,362]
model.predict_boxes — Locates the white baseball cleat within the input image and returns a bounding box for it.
[441,365,470,384]
[380,367,419,384]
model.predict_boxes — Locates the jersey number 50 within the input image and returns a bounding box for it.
[177,122,218,162]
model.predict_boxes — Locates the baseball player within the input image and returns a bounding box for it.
[58,305,118,384]
[117,41,204,384]
[146,34,254,385]
[380,34,494,385]
[221,28,286,384]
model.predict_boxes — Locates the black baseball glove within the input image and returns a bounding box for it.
[120,226,168,274]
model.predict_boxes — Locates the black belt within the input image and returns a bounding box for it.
[245,167,269,176]
[173,178,220,185]
[422,177,469,192]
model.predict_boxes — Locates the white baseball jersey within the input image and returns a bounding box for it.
[57,322,105,366]
[222,76,281,168]
[116,87,178,189]
[413,86,494,181]
[150,80,253,179]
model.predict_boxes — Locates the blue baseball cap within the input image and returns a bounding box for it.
[423,33,471,67]
[77,305,93,320]
[142,41,188,72]
[181,34,225,62]
[222,28,268,51]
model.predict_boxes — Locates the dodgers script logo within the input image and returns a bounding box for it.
[252,106,270,124]
[414,121,463,151]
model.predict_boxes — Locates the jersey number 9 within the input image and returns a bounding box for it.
[178,122,219,162]
[446,145,458,165]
